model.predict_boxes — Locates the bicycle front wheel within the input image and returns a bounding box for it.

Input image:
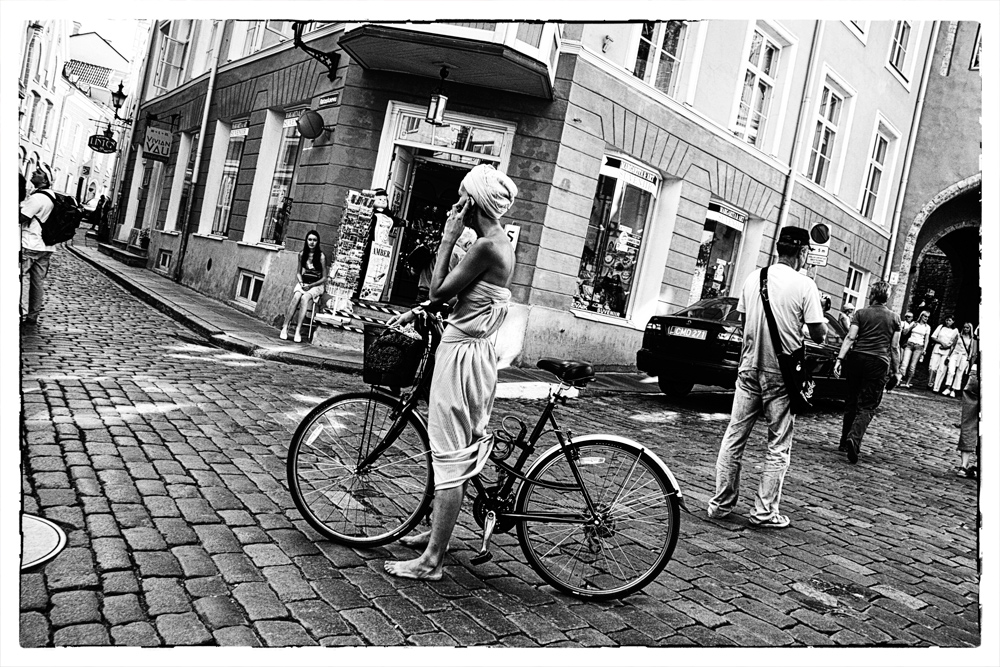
[287,391,433,547]
[515,439,680,600]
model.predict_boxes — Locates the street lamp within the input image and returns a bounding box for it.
[111,81,128,122]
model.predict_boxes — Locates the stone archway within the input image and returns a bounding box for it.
[892,173,981,312]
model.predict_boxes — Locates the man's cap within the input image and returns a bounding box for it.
[776,226,810,248]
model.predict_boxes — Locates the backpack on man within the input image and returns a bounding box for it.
[38,190,85,246]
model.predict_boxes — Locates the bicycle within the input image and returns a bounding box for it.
[287,305,687,599]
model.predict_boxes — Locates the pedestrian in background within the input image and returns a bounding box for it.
[833,281,901,464]
[279,230,327,343]
[20,165,57,326]
[900,310,931,388]
[956,325,979,478]
[706,226,826,529]
[838,302,855,332]
[899,311,915,348]
[928,315,959,391]
[940,322,974,397]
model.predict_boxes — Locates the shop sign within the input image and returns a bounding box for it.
[283,109,305,128]
[88,134,117,154]
[230,120,249,138]
[359,212,395,300]
[143,125,172,162]
[706,201,748,231]
[889,271,899,285]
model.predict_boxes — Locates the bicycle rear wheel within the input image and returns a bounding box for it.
[287,391,433,547]
[515,439,680,600]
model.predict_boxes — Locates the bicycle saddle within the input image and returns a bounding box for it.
[536,358,596,386]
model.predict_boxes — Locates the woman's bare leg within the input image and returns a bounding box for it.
[385,485,464,580]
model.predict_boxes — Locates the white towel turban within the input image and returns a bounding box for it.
[461,164,518,220]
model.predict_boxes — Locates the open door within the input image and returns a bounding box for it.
[380,147,415,301]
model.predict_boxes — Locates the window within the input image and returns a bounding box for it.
[843,266,869,309]
[27,93,41,137]
[260,112,304,245]
[40,101,54,143]
[242,20,293,56]
[71,123,82,155]
[860,131,890,220]
[971,25,981,70]
[806,84,844,187]
[56,116,68,153]
[574,156,659,319]
[689,201,747,302]
[157,249,173,271]
[733,28,780,147]
[21,34,38,87]
[235,270,265,306]
[154,20,193,92]
[169,131,200,231]
[889,21,911,75]
[212,121,247,235]
[844,20,869,44]
[632,21,687,97]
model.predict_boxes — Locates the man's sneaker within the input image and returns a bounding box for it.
[749,514,790,529]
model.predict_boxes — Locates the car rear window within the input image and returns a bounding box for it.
[675,299,742,322]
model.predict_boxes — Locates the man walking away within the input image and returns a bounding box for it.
[833,281,901,464]
[20,165,57,326]
[707,227,826,529]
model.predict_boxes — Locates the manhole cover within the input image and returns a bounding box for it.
[21,514,67,570]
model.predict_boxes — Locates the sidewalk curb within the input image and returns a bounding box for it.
[68,244,662,390]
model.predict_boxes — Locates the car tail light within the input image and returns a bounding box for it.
[718,326,742,343]
[646,322,663,332]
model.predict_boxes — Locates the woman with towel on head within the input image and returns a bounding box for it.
[384,163,517,581]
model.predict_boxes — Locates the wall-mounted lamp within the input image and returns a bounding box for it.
[111,81,131,124]
[602,35,614,53]
[426,66,450,126]
[296,109,334,139]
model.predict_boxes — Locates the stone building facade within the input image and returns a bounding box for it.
[117,20,953,368]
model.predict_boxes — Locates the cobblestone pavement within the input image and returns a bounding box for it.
[18,251,981,649]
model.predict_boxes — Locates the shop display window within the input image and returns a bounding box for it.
[261,112,303,245]
[689,218,742,302]
[574,156,658,319]
[212,121,247,235]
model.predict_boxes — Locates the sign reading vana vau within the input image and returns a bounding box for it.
[143,125,172,162]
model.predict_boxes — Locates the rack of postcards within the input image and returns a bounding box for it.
[326,189,376,315]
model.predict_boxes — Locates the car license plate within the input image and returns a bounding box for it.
[668,326,707,340]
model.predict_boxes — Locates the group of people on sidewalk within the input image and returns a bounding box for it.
[706,226,980,530]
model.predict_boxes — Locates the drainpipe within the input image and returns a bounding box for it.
[882,20,940,290]
[174,20,225,284]
[770,20,825,261]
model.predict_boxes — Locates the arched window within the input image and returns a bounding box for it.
[21,34,38,85]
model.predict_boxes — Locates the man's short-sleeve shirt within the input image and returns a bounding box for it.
[737,263,825,373]
[20,191,55,252]
[850,304,901,365]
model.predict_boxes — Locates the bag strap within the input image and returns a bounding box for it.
[759,266,787,356]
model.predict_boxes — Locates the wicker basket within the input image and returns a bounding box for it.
[363,323,425,387]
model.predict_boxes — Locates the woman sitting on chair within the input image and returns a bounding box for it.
[280,230,327,343]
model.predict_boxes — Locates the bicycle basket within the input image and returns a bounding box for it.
[363,323,425,387]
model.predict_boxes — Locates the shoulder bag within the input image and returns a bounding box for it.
[760,266,814,414]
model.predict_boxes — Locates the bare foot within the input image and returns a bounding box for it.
[384,557,443,581]
[400,530,431,548]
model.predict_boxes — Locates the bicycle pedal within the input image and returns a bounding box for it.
[470,550,492,565]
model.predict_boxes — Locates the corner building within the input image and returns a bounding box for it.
[118,20,943,368]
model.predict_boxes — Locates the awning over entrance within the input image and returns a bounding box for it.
[339,24,555,99]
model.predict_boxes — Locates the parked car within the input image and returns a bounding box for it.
[636,297,849,400]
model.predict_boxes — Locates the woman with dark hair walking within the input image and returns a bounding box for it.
[833,280,901,464]
[280,230,327,343]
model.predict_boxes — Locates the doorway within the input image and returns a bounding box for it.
[385,151,471,305]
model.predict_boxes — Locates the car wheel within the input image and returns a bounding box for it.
[657,377,694,399]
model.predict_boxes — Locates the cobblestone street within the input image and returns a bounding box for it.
[18,251,982,650]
